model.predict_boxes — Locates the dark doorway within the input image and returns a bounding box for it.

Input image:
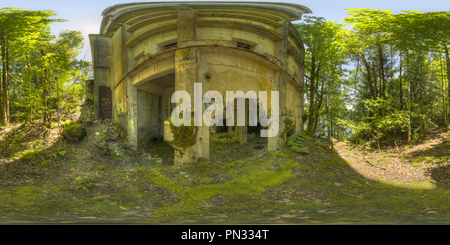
[99,86,112,120]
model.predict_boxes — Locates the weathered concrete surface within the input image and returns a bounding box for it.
[90,2,311,164]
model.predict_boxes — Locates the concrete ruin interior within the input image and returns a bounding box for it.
[89,2,311,164]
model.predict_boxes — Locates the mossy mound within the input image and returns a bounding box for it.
[20,149,38,161]
[62,121,87,142]
[287,132,310,154]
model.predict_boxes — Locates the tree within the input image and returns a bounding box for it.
[0,7,63,126]
[295,16,346,136]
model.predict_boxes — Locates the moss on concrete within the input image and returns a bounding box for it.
[166,117,196,148]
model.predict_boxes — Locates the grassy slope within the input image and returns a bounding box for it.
[1,119,450,223]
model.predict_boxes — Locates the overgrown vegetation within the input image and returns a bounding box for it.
[0,8,91,127]
[296,10,450,149]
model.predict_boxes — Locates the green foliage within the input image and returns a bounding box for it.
[135,162,152,171]
[295,16,347,137]
[411,156,448,167]
[269,149,280,158]
[338,104,409,146]
[74,172,99,189]
[286,132,311,154]
[1,7,91,125]
[56,147,66,157]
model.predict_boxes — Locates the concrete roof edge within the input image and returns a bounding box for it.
[100,2,312,34]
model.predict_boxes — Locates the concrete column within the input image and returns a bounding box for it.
[127,77,138,150]
[171,10,210,164]
[268,22,289,151]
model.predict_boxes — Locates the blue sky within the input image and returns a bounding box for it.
[4,0,450,62]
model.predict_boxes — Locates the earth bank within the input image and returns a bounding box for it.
[1,104,450,223]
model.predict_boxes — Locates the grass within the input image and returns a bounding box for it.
[3,120,450,223]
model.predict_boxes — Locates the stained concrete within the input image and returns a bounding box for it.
[90,2,311,164]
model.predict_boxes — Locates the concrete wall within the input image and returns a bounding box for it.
[132,30,178,58]
[137,90,160,143]
[91,2,310,163]
[89,35,112,120]
[197,27,276,56]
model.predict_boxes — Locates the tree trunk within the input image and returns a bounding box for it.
[353,58,360,121]
[327,91,331,138]
[444,45,450,125]
[360,55,375,101]
[0,33,9,126]
[440,52,447,125]
[26,53,32,123]
[420,56,426,138]
[378,43,386,116]
[306,55,321,136]
[399,52,403,110]
[0,34,5,126]
[407,50,411,143]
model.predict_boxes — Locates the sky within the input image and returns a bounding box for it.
[4,0,450,62]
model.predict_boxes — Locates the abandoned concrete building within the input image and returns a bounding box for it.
[89,2,311,164]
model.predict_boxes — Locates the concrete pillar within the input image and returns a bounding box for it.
[171,10,210,164]
[268,22,289,151]
[238,125,248,145]
[127,77,138,150]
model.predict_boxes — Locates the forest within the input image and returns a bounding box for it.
[297,9,450,148]
[2,7,450,224]
[2,8,449,149]
[0,8,90,130]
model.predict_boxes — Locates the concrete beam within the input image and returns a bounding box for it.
[137,82,165,95]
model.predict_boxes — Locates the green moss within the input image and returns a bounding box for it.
[202,177,213,183]
[20,149,38,161]
[60,120,75,127]
[166,117,196,148]
[378,180,435,190]
[111,151,122,160]
[41,161,49,167]
[348,179,363,187]
[411,156,441,167]
[62,123,86,141]
[178,169,295,204]
[143,168,184,192]
[290,146,309,154]
[279,160,300,171]
[276,152,287,158]
[12,137,22,144]
[27,139,45,147]
[322,158,348,168]
[281,118,295,139]
[96,164,107,171]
